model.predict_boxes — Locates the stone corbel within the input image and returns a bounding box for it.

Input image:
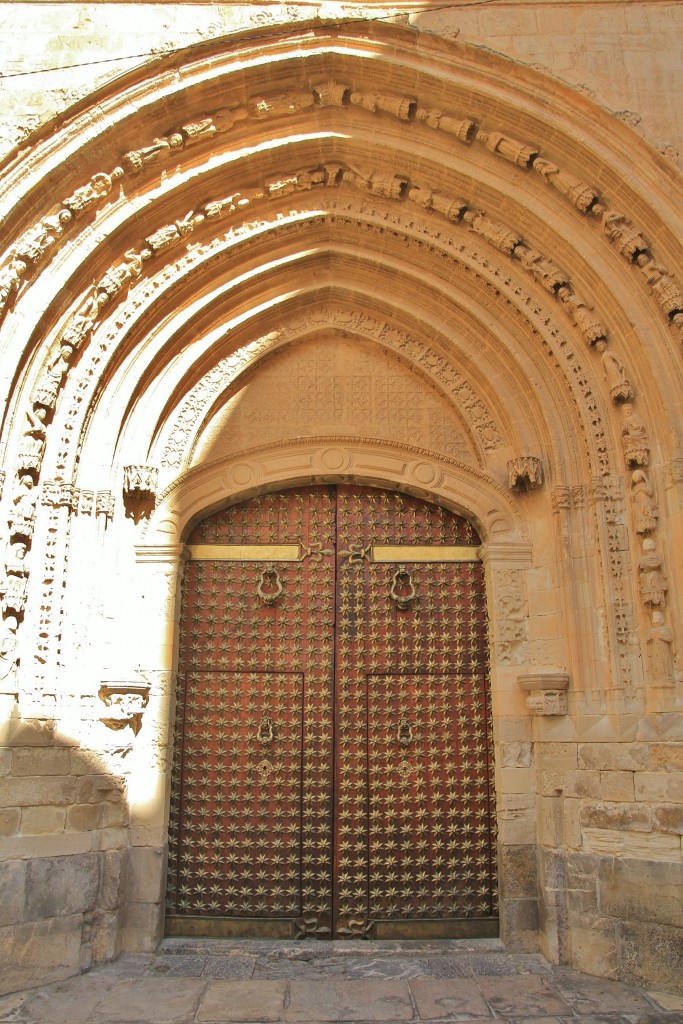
[507,456,543,492]
[517,672,569,716]
[123,465,158,521]
[98,680,151,735]
[123,465,158,498]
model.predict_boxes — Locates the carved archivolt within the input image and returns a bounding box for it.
[0,167,647,671]
[1,76,681,341]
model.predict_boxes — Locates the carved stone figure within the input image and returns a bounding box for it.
[144,215,196,255]
[637,255,683,318]
[247,91,313,119]
[0,614,19,691]
[557,287,607,345]
[14,210,72,266]
[267,168,325,197]
[3,542,29,616]
[532,158,599,212]
[62,170,121,217]
[121,133,184,174]
[415,107,476,142]
[31,347,71,414]
[638,539,667,607]
[601,211,649,261]
[8,477,37,540]
[0,258,28,314]
[463,211,520,255]
[96,249,147,302]
[17,406,48,477]
[595,341,633,402]
[630,470,658,533]
[621,403,650,467]
[349,91,416,121]
[60,291,102,353]
[646,611,674,682]
[477,130,538,168]
[179,106,247,144]
[516,246,568,292]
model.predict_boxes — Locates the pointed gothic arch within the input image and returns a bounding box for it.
[0,18,681,990]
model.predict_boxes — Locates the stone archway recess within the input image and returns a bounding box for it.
[0,19,681,994]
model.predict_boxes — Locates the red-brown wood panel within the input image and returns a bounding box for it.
[166,486,496,939]
[167,488,336,936]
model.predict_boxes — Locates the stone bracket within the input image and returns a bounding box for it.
[99,680,151,735]
[517,671,569,715]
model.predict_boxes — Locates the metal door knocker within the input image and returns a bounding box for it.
[397,715,413,748]
[390,564,417,610]
[257,563,283,606]
[257,716,275,746]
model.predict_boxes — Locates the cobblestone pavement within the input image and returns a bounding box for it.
[1,939,682,1024]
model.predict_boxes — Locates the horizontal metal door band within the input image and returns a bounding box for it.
[187,543,481,563]
[187,543,302,561]
[371,544,481,562]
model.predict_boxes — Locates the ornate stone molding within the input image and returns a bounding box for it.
[517,672,570,716]
[2,68,680,340]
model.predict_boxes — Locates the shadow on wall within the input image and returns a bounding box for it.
[0,704,136,997]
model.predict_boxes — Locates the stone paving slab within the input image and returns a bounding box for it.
[285,980,414,1022]
[198,980,287,1022]
[410,978,490,1019]
[0,944,682,1024]
[477,975,573,1018]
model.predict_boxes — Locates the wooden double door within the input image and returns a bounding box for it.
[166,486,497,938]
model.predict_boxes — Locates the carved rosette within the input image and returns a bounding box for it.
[98,680,151,735]
[507,457,543,492]
[518,673,570,716]
[123,465,159,499]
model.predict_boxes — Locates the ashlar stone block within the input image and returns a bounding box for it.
[25,854,100,920]
[616,919,683,994]
[21,805,67,834]
[0,859,26,926]
[0,914,83,997]
[598,858,683,928]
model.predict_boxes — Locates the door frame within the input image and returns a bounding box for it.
[133,440,537,949]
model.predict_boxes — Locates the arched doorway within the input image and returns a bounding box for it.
[166,485,496,939]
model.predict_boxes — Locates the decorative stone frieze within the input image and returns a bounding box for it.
[507,457,543,492]
[517,672,570,715]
